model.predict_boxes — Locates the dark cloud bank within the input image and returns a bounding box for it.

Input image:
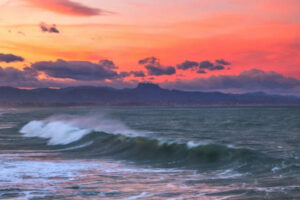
[176,59,231,73]
[0,53,24,63]
[0,55,299,95]
[162,69,300,95]
[32,59,119,80]
[137,56,229,76]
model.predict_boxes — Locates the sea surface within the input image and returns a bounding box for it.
[0,106,299,199]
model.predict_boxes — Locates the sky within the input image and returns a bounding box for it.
[0,0,299,95]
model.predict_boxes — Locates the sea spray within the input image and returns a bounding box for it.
[20,114,146,145]
[20,120,91,145]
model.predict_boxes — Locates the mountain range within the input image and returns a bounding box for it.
[0,83,299,106]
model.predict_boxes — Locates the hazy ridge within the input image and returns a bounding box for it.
[0,83,299,106]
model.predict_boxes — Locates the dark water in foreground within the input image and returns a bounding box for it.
[0,106,299,199]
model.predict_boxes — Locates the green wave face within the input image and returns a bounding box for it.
[54,131,271,170]
[19,115,274,171]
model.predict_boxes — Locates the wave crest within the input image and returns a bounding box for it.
[20,114,144,145]
[19,114,270,169]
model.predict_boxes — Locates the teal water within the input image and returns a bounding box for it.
[0,107,299,199]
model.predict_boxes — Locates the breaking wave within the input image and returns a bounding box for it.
[20,114,145,145]
[19,114,271,169]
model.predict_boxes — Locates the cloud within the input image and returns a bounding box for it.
[162,69,300,94]
[0,53,24,63]
[138,57,159,65]
[0,55,297,95]
[199,60,227,72]
[118,70,146,78]
[177,60,199,70]
[199,60,214,69]
[117,72,130,78]
[31,59,119,81]
[145,65,176,76]
[40,22,60,33]
[99,59,118,69]
[139,57,176,76]
[0,65,137,89]
[0,58,140,88]
[211,65,225,71]
[49,26,59,33]
[177,59,230,73]
[1,61,299,95]
[215,59,231,65]
[197,69,206,74]
[130,71,145,77]
[25,0,107,16]
[0,67,39,87]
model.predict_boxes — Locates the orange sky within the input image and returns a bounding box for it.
[0,0,299,92]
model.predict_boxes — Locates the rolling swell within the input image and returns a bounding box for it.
[56,131,269,169]
[19,116,272,170]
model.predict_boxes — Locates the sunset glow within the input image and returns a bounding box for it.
[0,0,299,94]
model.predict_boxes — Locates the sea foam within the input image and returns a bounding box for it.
[20,114,144,145]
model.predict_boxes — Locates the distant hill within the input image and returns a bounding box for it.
[0,83,299,106]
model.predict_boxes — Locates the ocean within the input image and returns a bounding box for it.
[0,106,299,199]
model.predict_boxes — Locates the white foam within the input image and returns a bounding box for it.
[57,141,94,151]
[271,166,280,173]
[0,158,92,183]
[20,120,91,145]
[125,192,153,200]
[187,141,212,148]
[19,114,145,145]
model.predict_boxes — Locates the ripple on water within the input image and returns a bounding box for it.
[0,123,16,130]
[0,153,250,200]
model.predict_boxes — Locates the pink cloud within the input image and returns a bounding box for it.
[25,0,107,16]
